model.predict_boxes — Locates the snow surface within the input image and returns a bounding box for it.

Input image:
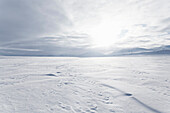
[0,56,170,113]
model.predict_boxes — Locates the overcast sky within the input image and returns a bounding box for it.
[0,0,170,56]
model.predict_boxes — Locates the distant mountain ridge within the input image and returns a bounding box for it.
[1,45,170,56]
[111,45,170,56]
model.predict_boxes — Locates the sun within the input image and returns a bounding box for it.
[88,20,121,48]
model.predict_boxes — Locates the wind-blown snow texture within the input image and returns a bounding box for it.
[0,56,169,113]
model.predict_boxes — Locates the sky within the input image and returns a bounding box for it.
[0,0,170,56]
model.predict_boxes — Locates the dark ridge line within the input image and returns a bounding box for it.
[131,97,163,113]
[101,84,163,113]
[46,74,56,76]
[101,84,132,96]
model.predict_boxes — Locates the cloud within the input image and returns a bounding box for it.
[0,0,170,56]
[0,35,104,56]
[0,0,71,45]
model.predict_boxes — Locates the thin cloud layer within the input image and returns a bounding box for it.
[0,0,170,56]
[0,0,71,44]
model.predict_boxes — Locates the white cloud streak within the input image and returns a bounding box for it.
[0,0,170,56]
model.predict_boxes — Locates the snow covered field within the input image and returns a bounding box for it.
[0,56,169,113]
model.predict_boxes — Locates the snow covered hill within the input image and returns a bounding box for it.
[0,56,169,113]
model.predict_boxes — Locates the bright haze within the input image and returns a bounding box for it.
[0,0,170,56]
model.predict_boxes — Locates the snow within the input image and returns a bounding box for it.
[0,56,170,113]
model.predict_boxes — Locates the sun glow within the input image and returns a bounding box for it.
[88,20,122,48]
